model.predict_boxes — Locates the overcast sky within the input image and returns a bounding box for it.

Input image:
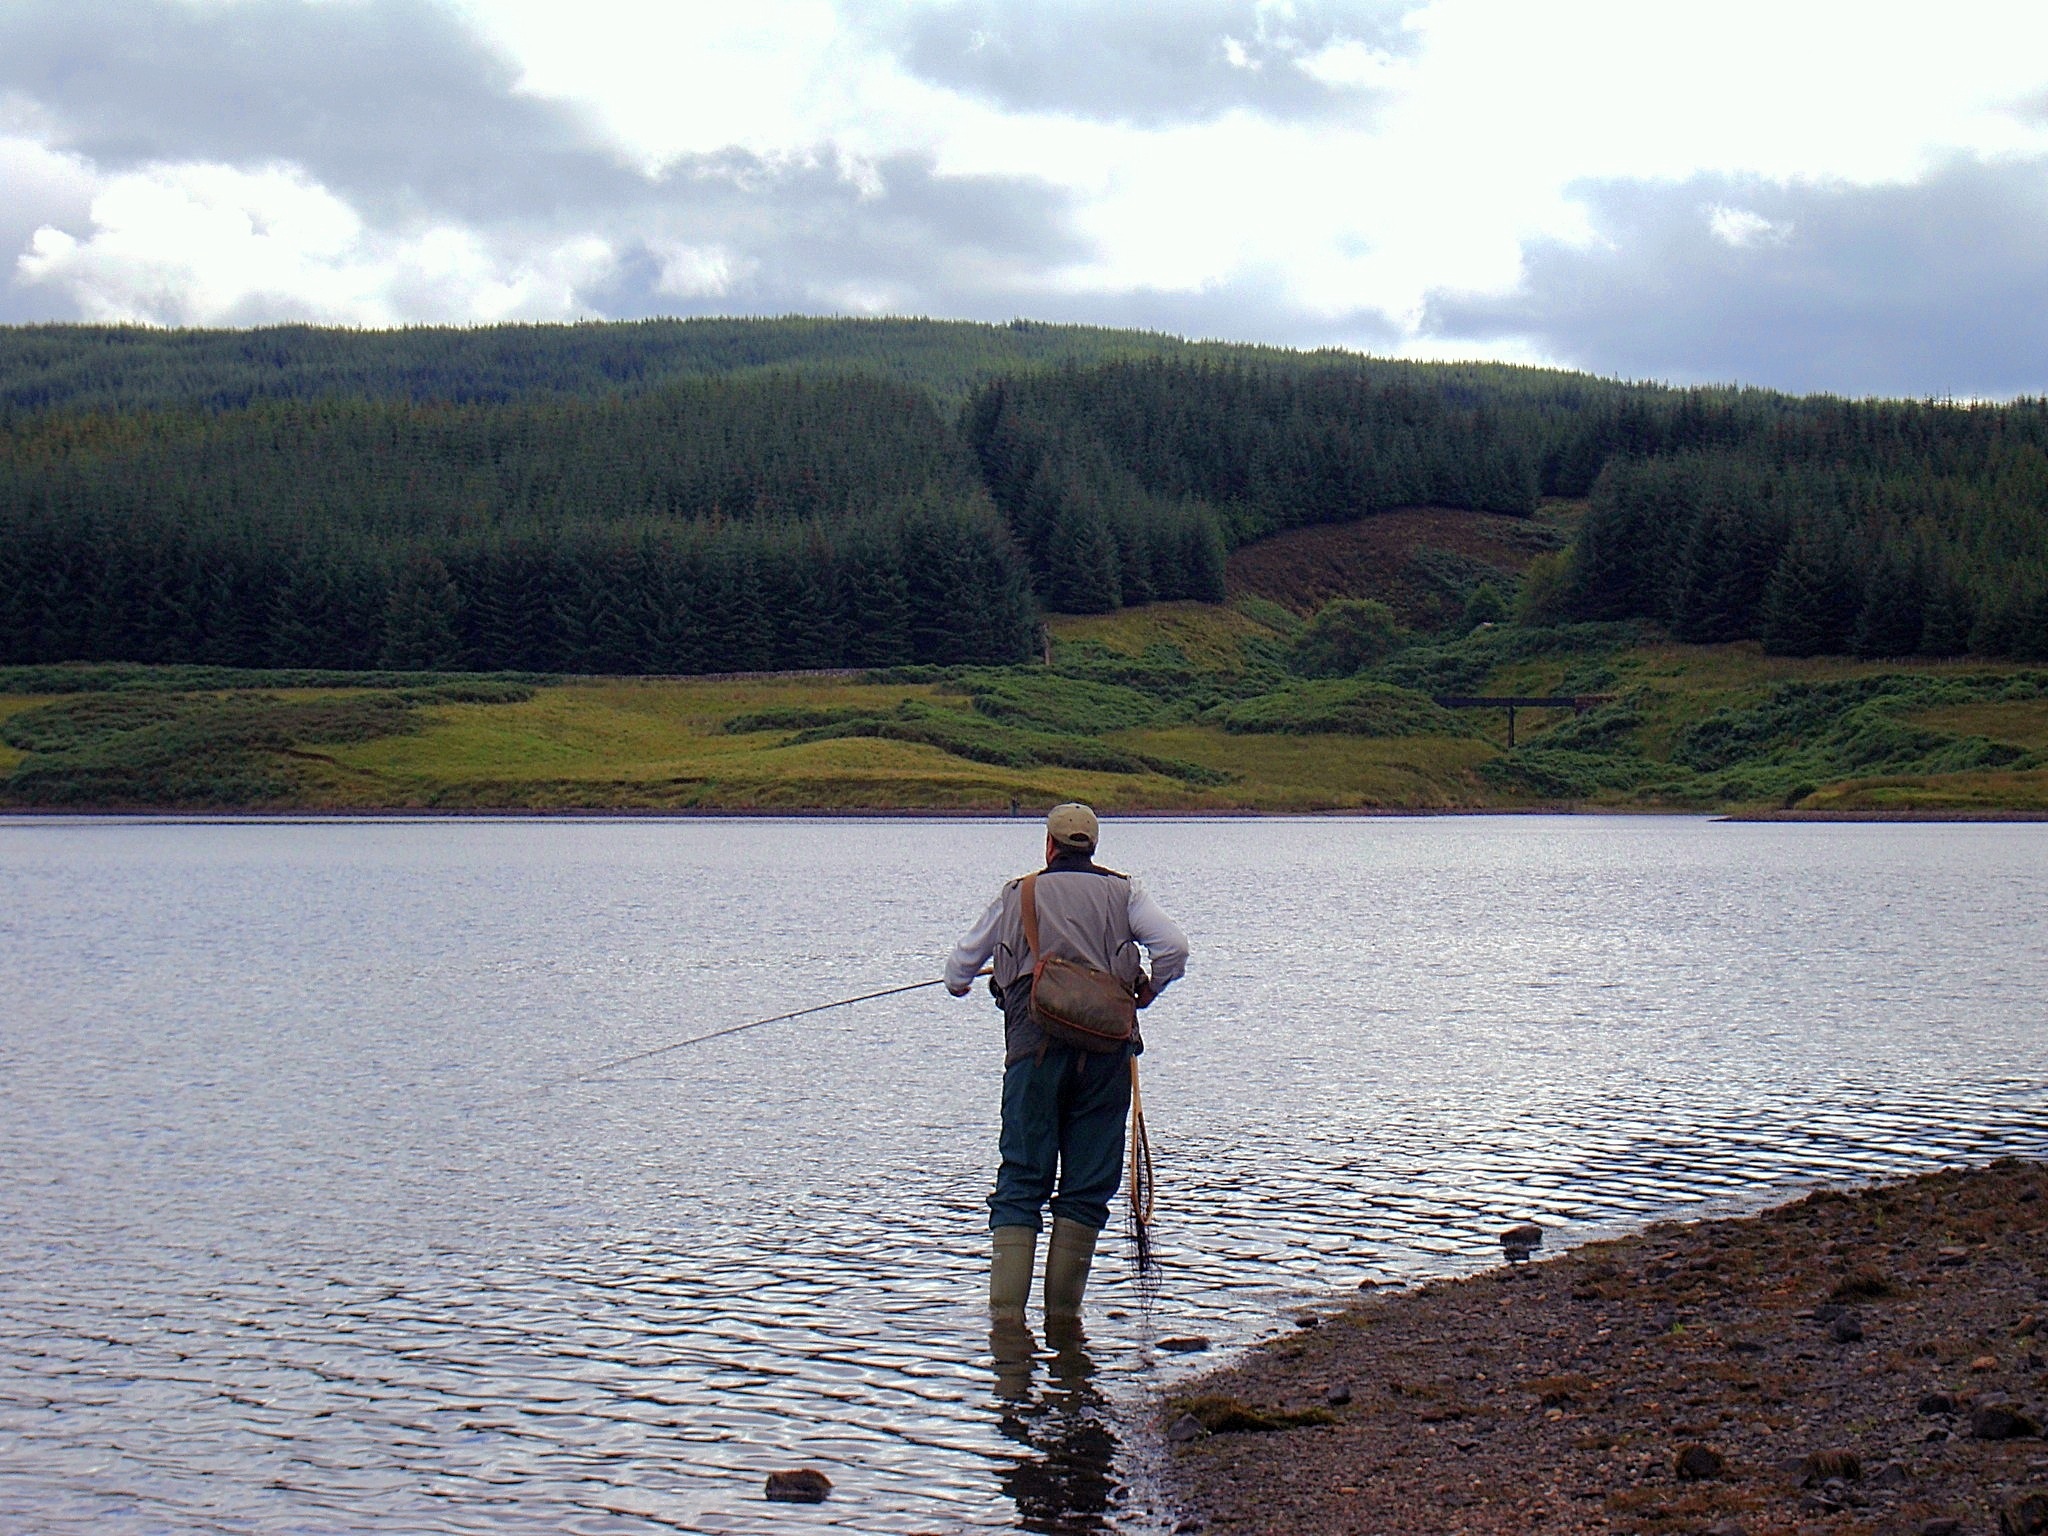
[4,0,2048,396]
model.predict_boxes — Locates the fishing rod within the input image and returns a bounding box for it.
[546,969,992,1088]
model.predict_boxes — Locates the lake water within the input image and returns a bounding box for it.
[2,815,2044,1535]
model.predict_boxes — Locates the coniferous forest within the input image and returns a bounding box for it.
[2,317,2046,672]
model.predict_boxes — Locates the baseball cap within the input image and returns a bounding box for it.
[1046,802,1099,852]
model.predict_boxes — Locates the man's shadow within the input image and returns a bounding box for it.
[989,1317,1120,1534]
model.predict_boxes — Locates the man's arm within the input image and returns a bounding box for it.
[944,892,1005,995]
[1127,877,1188,1004]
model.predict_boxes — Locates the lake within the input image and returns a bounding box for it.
[2,815,2044,1534]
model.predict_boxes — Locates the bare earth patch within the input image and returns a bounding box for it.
[1163,1159,2048,1535]
[1225,507,1564,624]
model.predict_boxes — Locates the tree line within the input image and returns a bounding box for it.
[963,359,1544,612]
[3,318,2047,669]
[0,373,1036,671]
[0,316,1303,416]
[1539,399,2048,658]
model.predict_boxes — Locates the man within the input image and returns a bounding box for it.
[946,802,1189,1322]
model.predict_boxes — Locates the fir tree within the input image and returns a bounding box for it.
[1760,518,1860,656]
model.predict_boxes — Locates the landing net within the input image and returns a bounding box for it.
[1126,1056,1158,1286]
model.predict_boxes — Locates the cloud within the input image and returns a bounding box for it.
[0,0,644,224]
[587,149,1101,320]
[17,160,618,326]
[0,133,96,320]
[13,139,1096,328]
[1706,205,1791,250]
[0,0,1100,328]
[886,0,1416,127]
[1029,271,1405,351]
[4,0,2041,398]
[1422,157,2048,398]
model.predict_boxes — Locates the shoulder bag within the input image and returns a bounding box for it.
[1020,872,1138,1054]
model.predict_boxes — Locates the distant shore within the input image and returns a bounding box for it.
[1161,1159,2048,1536]
[7,805,2048,823]
[2,804,1647,820]
[1722,809,2048,823]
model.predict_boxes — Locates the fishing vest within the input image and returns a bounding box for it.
[989,858,1145,1063]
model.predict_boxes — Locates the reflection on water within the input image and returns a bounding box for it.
[1,815,2045,1534]
[992,1321,1119,1536]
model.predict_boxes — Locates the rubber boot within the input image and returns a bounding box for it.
[1042,1217,1099,1321]
[990,1226,1037,1322]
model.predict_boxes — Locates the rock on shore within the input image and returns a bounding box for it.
[1163,1158,2048,1536]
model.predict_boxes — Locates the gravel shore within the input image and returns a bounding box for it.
[1160,1158,2048,1536]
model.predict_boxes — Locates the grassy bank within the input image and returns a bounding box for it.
[2,607,2045,813]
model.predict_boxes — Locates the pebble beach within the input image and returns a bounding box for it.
[1161,1159,2048,1536]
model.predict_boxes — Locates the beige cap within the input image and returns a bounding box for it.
[1046,801,1099,852]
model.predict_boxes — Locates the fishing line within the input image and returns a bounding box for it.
[541,970,990,1090]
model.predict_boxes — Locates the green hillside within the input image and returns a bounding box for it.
[7,317,2045,681]
[3,315,2047,813]
[4,617,2043,815]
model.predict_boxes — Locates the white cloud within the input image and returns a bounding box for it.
[5,0,2048,390]
[654,242,740,300]
[451,0,872,168]
[1707,205,1791,249]
[0,131,96,249]
[18,160,615,325]
[449,0,2048,359]
[1296,36,1409,90]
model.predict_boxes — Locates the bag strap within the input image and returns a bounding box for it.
[1020,873,1041,961]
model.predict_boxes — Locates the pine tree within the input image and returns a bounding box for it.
[380,554,464,670]
[1041,496,1121,614]
[1760,518,1859,656]
[1850,546,1926,658]
[1917,568,1975,657]
[840,525,913,667]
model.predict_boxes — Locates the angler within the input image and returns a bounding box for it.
[945,803,1189,1325]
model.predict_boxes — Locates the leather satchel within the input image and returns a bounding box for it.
[1020,873,1138,1054]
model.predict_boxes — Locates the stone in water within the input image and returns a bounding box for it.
[765,1468,832,1503]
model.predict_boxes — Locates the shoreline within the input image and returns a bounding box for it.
[1720,810,2048,823]
[1159,1159,2048,1536]
[0,804,1687,822]
[6,804,2048,824]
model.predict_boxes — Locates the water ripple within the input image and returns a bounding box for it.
[2,816,2044,1533]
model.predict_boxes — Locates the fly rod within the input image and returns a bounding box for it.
[545,968,992,1088]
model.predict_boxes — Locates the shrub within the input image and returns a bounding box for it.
[1214,680,1466,737]
[763,699,1230,785]
[1461,582,1510,632]
[955,670,1165,734]
[1479,749,1658,800]
[1515,549,1574,624]
[1290,598,1401,678]
[1,691,424,807]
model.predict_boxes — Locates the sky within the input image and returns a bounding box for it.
[4,0,2048,397]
